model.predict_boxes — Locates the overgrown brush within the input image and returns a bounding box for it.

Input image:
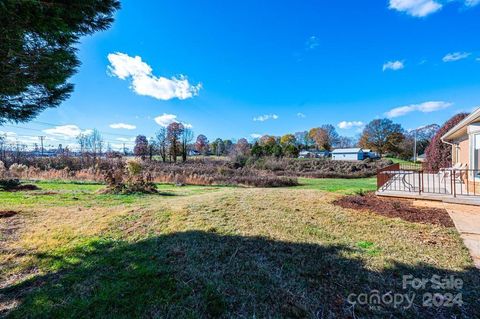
[143,161,298,187]
[246,157,392,178]
[102,159,157,194]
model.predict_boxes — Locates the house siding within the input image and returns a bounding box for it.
[452,123,480,168]
[332,153,361,161]
[456,137,470,166]
[467,180,480,193]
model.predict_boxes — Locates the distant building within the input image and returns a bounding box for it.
[414,153,426,162]
[188,150,200,156]
[28,150,58,157]
[298,150,329,158]
[362,149,380,159]
[331,148,366,161]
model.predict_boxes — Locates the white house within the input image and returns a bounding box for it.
[298,150,329,158]
[331,148,365,161]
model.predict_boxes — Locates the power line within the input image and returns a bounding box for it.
[39,136,45,156]
[30,120,138,138]
[0,125,135,145]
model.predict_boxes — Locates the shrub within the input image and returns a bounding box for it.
[102,160,126,193]
[0,179,21,190]
[424,113,469,171]
[354,189,368,196]
[102,159,157,194]
[124,159,157,193]
[0,161,7,178]
[9,163,28,178]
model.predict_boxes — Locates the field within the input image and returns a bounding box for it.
[297,177,376,193]
[1,179,479,318]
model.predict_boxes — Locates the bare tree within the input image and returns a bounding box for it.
[308,125,339,151]
[195,134,209,155]
[156,128,168,162]
[134,135,148,160]
[167,122,184,163]
[336,136,356,148]
[77,133,88,154]
[76,132,89,166]
[359,119,404,156]
[86,129,104,160]
[234,138,250,156]
[181,127,194,162]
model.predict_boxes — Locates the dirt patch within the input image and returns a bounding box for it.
[333,192,454,227]
[0,211,18,218]
[0,212,23,241]
[31,191,58,196]
[6,184,40,192]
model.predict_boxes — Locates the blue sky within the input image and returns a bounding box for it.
[2,0,480,150]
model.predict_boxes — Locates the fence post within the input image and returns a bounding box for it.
[453,170,457,198]
[418,170,422,195]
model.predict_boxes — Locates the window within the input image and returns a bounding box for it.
[475,134,480,170]
[472,134,480,179]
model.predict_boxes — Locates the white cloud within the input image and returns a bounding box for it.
[154,114,177,127]
[116,137,135,143]
[250,133,262,139]
[442,52,471,62]
[383,60,405,71]
[154,113,193,128]
[389,0,442,17]
[43,125,92,138]
[297,112,306,118]
[107,52,201,100]
[253,114,279,122]
[386,101,452,118]
[0,131,17,137]
[0,132,62,146]
[109,123,136,130]
[306,36,319,50]
[0,131,18,143]
[465,0,480,6]
[338,121,364,129]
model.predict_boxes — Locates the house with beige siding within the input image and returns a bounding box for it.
[376,107,480,204]
[442,107,480,186]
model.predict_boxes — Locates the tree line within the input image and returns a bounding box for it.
[127,118,440,162]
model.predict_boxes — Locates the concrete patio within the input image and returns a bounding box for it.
[377,171,480,206]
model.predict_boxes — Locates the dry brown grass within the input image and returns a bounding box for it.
[1,183,478,318]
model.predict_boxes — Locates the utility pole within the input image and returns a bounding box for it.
[413,129,417,163]
[39,136,46,157]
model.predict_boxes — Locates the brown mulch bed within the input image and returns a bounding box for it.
[333,192,454,227]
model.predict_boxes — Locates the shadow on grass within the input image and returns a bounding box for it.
[1,231,479,318]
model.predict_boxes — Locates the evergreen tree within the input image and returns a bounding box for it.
[251,142,263,158]
[0,0,121,123]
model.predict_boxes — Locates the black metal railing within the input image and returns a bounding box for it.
[377,163,480,197]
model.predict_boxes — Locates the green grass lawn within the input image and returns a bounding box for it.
[297,177,377,193]
[1,179,478,318]
[384,157,419,165]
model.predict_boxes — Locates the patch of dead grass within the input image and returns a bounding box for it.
[1,186,477,317]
